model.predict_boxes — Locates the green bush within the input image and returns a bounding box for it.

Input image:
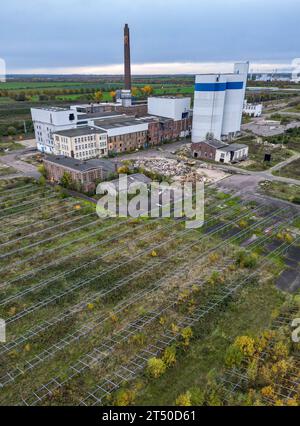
[147,357,166,379]
[224,345,244,367]
[236,251,258,268]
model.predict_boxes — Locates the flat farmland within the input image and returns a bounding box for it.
[0,179,299,406]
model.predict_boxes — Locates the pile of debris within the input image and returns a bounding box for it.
[133,158,191,178]
[176,170,207,184]
[132,157,227,184]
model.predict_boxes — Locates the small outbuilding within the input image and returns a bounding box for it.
[191,139,248,164]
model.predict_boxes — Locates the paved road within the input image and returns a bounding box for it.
[0,147,40,180]
[269,152,300,173]
[111,140,188,162]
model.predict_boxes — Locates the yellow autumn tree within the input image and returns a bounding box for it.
[94,90,103,102]
[131,87,140,97]
[162,346,176,367]
[113,389,136,406]
[234,336,256,358]
[110,90,116,100]
[142,85,154,96]
[175,391,192,406]
[181,327,193,347]
[147,357,166,379]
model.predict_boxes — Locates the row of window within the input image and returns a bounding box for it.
[74,150,98,159]
[74,142,97,151]
[74,135,97,143]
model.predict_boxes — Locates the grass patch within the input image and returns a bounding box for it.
[272,158,300,180]
[135,278,285,406]
[236,136,293,171]
[259,180,300,204]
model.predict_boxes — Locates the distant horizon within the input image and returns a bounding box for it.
[3,61,298,77]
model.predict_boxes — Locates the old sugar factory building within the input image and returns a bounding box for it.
[31,24,250,166]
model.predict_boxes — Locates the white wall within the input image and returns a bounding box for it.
[243,101,262,117]
[148,97,191,121]
[31,108,78,153]
[215,150,231,163]
[192,62,249,143]
[192,74,227,142]
[216,146,249,163]
[221,74,247,136]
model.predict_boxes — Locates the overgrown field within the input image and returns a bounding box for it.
[0,179,299,406]
[259,181,300,204]
[273,158,300,180]
[236,136,293,171]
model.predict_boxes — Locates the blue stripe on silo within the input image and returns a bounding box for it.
[195,82,244,91]
[226,81,244,90]
[194,83,227,92]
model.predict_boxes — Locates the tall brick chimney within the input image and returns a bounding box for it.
[124,24,131,91]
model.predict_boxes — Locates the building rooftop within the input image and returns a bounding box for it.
[198,139,229,149]
[219,143,248,152]
[148,96,191,100]
[77,111,123,121]
[53,126,107,138]
[44,155,115,173]
[33,107,70,112]
[94,117,146,130]
[139,114,173,123]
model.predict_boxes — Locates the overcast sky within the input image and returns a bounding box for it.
[0,0,299,74]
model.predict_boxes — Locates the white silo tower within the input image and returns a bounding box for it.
[221,62,249,138]
[192,74,227,142]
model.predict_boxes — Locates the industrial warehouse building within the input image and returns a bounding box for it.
[43,155,116,192]
[192,62,249,142]
[32,96,192,158]
[91,117,149,153]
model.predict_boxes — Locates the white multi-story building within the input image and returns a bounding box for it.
[31,106,122,154]
[31,107,79,154]
[53,127,108,160]
[192,62,249,142]
[148,97,191,121]
[243,100,262,117]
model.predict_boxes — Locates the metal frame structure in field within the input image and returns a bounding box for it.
[0,211,99,259]
[78,238,299,406]
[0,184,57,205]
[0,199,81,238]
[23,238,274,406]
[0,193,245,289]
[0,197,74,228]
[0,189,241,277]
[0,179,298,406]
[220,307,300,406]
[2,216,298,400]
[2,252,235,389]
[5,202,277,325]
[0,191,57,215]
[0,183,33,198]
[0,206,96,249]
[0,198,266,305]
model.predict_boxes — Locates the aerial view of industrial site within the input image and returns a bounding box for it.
[0,0,300,419]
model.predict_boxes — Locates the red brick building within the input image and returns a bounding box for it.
[44,155,116,192]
